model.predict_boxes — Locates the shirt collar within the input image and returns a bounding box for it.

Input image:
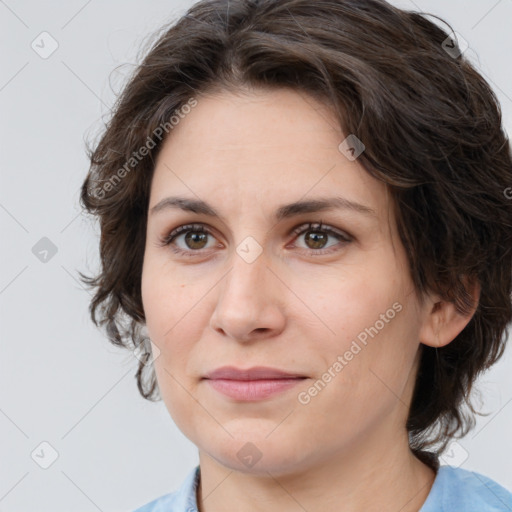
[174,464,200,511]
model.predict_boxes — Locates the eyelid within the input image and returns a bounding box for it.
[290,221,352,242]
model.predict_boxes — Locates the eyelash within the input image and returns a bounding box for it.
[158,221,352,258]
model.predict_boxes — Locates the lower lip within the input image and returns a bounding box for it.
[205,378,306,401]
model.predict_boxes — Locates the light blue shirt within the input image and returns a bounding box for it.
[132,464,512,511]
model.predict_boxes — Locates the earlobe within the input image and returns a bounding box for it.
[419,278,480,348]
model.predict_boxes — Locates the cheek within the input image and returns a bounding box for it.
[297,302,420,449]
[294,257,419,398]
[141,256,221,390]
[152,357,205,446]
[143,283,201,363]
[289,259,402,346]
[142,265,208,433]
[322,297,421,425]
[141,253,202,340]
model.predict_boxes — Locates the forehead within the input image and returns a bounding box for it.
[150,87,390,225]
[159,87,341,156]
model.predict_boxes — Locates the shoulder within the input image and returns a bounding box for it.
[421,465,512,512]
[131,465,200,512]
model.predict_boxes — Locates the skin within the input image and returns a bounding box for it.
[141,87,478,512]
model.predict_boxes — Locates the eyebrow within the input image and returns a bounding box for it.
[149,195,377,221]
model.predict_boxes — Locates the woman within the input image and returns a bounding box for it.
[79,0,512,510]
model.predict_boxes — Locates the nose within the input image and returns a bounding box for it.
[209,248,286,343]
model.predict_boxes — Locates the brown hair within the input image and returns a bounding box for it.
[79,0,512,463]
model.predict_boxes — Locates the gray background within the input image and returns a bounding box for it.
[1,1,511,511]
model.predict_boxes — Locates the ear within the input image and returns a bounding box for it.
[419,277,481,348]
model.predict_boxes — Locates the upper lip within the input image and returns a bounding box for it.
[203,366,307,380]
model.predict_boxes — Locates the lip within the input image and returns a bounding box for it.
[202,366,308,401]
[205,378,305,401]
[203,365,307,380]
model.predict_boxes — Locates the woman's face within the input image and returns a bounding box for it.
[141,87,429,476]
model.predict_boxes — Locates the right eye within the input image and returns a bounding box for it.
[159,223,221,256]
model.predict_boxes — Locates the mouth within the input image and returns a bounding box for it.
[204,377,307,401]
[202,366,308,401]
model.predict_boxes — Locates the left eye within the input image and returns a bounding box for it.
[291,222,351,253]
[159,221,351,256]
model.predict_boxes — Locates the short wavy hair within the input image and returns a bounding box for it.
[79,0,512,464]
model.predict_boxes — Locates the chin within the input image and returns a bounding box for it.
[202,434,312,476]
